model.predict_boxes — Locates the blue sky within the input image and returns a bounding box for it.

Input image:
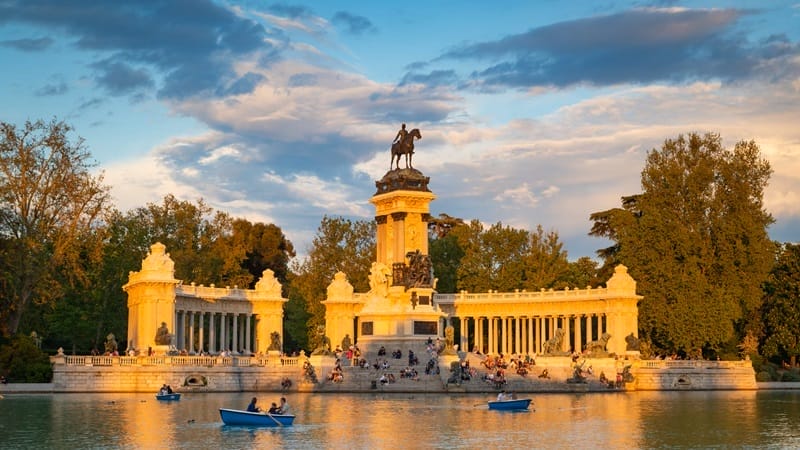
[1,0,799,262]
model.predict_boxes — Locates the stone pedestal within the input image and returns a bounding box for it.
[153,345,171,356]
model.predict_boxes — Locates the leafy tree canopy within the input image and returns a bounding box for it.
[590,133,775,356]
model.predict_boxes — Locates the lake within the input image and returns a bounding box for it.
[1,391,799,449]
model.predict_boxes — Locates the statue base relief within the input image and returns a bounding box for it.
[153,345,172,356]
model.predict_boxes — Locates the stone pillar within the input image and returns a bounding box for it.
[245,313,252,354]
[188,311,195,354]
[220,313,227,353]
[232,313,239,353]
[198,312,205,353]
[475,317,483,353]
[459,317,467,352]
[177,310,185,351]
[209,313,216,354]
[391,212,406,266]
[538,317,545,354]
[563,315,571,352]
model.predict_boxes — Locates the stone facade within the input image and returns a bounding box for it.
[124,243,288,355]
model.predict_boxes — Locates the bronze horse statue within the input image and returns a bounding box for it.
[390,128,422,170]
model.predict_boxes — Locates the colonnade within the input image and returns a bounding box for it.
[456,313,607,356]
[173,310,257,355]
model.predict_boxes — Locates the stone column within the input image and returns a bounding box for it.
[197,311,205,353]
[460,317,469,353]
[232,313,239,354]
[245,313,252,354]
[475,317,483,353]
[220,313,227,353]
[538,317,545,354]
[176,310,185,351]
[209,312,216,354]
[188,311,195,354]
[563,315,571,352]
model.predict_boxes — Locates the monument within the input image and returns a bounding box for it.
[323,124,446,355]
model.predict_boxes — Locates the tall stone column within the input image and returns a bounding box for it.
[188,311,195,354]
[198,312,205,354]
[245,314,252,354]
[232,313,239,353]
[220,313,227,353]
[209,313,216,354]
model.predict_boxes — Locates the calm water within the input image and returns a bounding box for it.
[1,391,799,449]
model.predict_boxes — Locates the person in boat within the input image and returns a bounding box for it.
[159,384,168,395]
[267,402,280,414]
[166,385,173,394]
[246,397,261,412]
[277,397,290,414]
[497,390,507,402]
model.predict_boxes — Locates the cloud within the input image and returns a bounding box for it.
[331,11,375,35]
[91,59,154,96]
[0,36,52,51]
[0,0,278,100]
[35,81,68,96]
[422,8,800,90]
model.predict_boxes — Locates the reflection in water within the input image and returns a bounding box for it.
[1,391,800,449]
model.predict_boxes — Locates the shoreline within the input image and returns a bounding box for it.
[3,381,799,394]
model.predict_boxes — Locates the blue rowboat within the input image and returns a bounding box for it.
[156,393,181,401]
[219,408,295,427]
[488,398,532,411]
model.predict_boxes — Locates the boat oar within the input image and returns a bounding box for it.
[264,412,283,427]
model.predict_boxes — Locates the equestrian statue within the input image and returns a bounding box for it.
[390,123,422,170]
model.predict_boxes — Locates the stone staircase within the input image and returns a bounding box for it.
[315,351,447,393]
[311,351,621,393]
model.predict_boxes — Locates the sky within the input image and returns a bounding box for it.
[1,0,799,262]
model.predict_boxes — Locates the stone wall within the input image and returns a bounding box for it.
[50,355,306,393]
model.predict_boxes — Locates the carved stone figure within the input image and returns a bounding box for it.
[341,334,352,350]
[442,325,457,355]
[155,322,172,345]
[327,271,354,300]
[543,329,565,355]
[268,331,282,351]
[255,269,283,297]
[585,332,612,354]
[311,326,332,355]
[104,333,118,354]
[368,262,391,297]
[405,250,432,288]
[625,332,641,351]
[390,124,422,170]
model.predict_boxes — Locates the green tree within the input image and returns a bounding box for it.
[289,216,374,348]
[590,133,774,356]
[230,219,295,289]
[0,119,112,337]
[0,333,52,382]
[563,256,601,289]
[429,232,464,293]
[522,225,570,290]
[454,221,529,292]
[761,243,800,364]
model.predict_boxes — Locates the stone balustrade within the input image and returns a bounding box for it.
[435,286,611,305]
[53,354,302,368]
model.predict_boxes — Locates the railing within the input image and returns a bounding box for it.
[435,286,616,305]
[53,354,304,368]
[637,360,750,370]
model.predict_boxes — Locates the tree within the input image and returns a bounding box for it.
[590,133,775,356]
[521,225,570,290]
[761,243,800,364]
[0,119,112,337]
[429,232,464,293]
[230,219,295,289]
[289,216,374,348]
